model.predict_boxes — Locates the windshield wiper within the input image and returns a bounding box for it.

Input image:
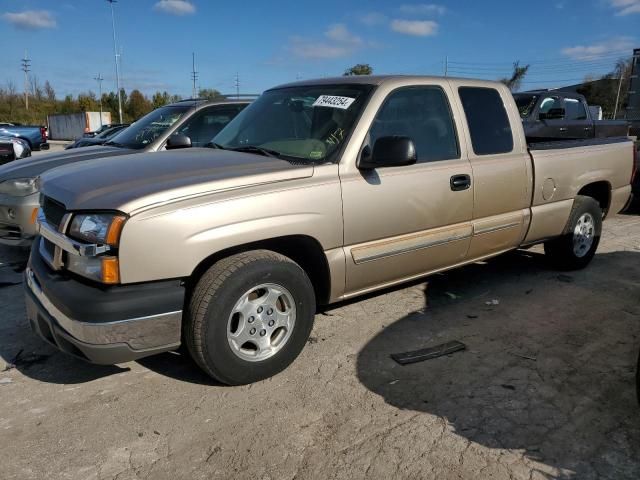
[204,142,226,149]
[227,145,282,158]
[104,140,126,148]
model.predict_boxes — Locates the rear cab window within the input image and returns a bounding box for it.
[458,87,514,155]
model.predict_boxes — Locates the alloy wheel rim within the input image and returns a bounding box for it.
[572,213,595,258]
[226,283,296,362]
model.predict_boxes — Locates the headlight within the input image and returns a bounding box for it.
[68,213,126,246]
[0,177,38,196]
[65,212,126,284]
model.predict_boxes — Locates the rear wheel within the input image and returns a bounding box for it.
[544,195,602,270]
[185,250,315,385]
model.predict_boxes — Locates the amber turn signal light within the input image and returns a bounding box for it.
[101,257,120,284]
[106,216,126,246]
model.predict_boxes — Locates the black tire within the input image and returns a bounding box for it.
[185,250,316,385]
[544,195,602,270]
[636,349,640,406]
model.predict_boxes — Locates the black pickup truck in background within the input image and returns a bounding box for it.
[514,90,629,142]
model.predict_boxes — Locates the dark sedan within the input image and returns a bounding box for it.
[65,124,130,149]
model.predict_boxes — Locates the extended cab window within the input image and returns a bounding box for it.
[565,98,588,120]
[368,86,459,163]
[459,87,513,155]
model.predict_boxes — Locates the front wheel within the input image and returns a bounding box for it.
[185,250,316,385]
[544,195,602,270]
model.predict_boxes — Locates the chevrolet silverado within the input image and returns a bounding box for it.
[26,76,636,385]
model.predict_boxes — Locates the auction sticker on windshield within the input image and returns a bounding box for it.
[313,95,355,110]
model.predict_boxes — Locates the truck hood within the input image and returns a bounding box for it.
[41,148,314,214]
[0,145,134,181]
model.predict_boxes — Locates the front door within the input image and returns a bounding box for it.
[564,97,593,139]
[340,83,474,297]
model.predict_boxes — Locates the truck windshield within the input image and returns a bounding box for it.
[106,105,191,150]
[514,94,538,118]
[212,84,374,163]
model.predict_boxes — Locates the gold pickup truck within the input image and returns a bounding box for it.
[25,76,636,385]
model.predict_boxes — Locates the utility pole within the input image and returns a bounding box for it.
[94,74,104,126]
[613,74,625,119]
[191,52,198,99]
[234,72,240,99]
[21,51,31,110]
[107,0,123,124]
[444,56,448,77]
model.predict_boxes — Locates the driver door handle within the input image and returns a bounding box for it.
[450,174,471,191]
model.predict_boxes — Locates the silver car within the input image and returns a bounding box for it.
[0,99,250,246]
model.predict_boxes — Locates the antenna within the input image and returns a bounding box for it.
[21,51,31,110]
[234,72,240,99]
[191,52,198,99]
[94,74,105,127]
[106,0,123,123]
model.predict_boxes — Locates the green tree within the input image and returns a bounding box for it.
[152,91,171,108]
[343,64,373,76]
[198,88,222,100]
[77,92,98,112]
[499,61,530,92]
[126,89,152,120]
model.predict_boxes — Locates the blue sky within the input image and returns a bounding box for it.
[1,0,638,98]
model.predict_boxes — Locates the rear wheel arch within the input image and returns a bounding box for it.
[17,137,32,148]
[577,181,611,217]
[187,234,332,306]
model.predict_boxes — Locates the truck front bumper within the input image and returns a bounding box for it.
[24,247,185,365]
[0,192,39,247]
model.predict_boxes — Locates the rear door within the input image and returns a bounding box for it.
[451,81,532,259]
[340,81,474,297]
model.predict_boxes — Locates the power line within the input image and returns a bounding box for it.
[234,72,240,99]
[447,49,632,67]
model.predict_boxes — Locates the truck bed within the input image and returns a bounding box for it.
[524,136,634,244]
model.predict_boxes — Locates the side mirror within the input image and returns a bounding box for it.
[358,136,417,170]
[166,134,192,150]
[539,108,565,120]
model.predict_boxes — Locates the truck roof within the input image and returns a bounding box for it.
[166,98,254,108]
[271,75,506,90]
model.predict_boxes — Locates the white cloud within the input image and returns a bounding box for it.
[609,0,640,15]
[2,10,56,29]
[561,37,635,60]
[153,0,195,16]
[289,24,364,59]
[390,19,438,36]
[358,12,388,26]
[399,4,446,15]
[325,24,363,46]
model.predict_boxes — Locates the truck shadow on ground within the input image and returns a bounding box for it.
[356,250,640,479]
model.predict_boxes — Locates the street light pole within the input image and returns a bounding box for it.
[107,0,123,124]
[94,74,104,127]
[613,74,625,120]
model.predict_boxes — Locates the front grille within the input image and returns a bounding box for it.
[42,238,56,258]
[42,196,66,229]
